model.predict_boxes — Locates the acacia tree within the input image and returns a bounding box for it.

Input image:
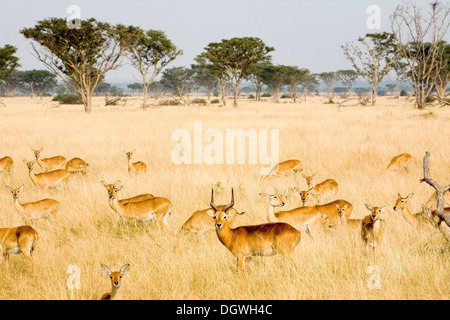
[284,66,309,103]
[318,72,339,98]
[160,66,193,100]
[391,1,450,108]
[299,71,318,100]
[0,45,20,83]
[337,69,359,95]
[0,45,20,105]
[259,64,289,103]
[195,37,274,107]
[246,61,272,101]
[21,18,131,112]
[21,69,57,98]
[342,32,398,105]
[126,28,182,108]
[191,64,218,101]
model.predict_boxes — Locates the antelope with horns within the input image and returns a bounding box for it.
[208,189,301,273]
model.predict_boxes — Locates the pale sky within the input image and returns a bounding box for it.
[0,0,434,83]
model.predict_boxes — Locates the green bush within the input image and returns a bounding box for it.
[191,98,207,105]
[52,94,83,104]
[262,92,271,97]
[158,99,181,106]
[210,98,220,104]
[400,90,408,96]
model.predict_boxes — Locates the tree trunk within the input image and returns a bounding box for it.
[233,87,239,108]
[274,87,280,103]
[84,95,92,113]
[143,87,148,109]
[420,151,450,241]
[371,88,377,105]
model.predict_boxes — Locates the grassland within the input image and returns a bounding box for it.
[0,96,448,300]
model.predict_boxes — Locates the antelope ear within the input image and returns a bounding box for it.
[115,185,123,192]
[101,264,111,277]
[259,193,270,198]
[5,186,13,193]
[227,208,237,216]
[343,204,348,210]
[101,181,108,188]
[365,204,373,211]
[406,193,414,200]
[121,263,130,276]
[302,174,307,179]
[18,185,24,193]
[206,209,215,217]
[380,206,387,212]
[336,204,340,209]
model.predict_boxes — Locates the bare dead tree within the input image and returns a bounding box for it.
[420,151,450,242]
[390,1,450,108]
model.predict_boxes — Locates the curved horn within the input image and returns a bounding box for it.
[210,189,218,212]
[222,188,235,213]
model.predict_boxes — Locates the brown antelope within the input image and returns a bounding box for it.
[294,178,338,206]
[0,156,13,174]
[6,186,59,224]
[208,189,301,273]
[302,173,316,189]
[260,159,303,181]
[393,193,448,229]
[179,205,245,241]
[125,150,147,175]
[101,181,171,229]
[65,157,89,174]
[259,193,353,236]
[0,225,39,270]
[335,204,362,232]
[386,153,412,172]
[32,148,67,172]
[100,263,130,300]
[425,190,450,210]
[24,160,70,190]
[361,204,386,252]
[101,181,154,206]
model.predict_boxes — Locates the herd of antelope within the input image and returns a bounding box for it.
[0,149,449,299]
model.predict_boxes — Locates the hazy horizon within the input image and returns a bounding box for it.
[0,0,435,84]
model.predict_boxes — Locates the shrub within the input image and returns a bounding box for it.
[248,94,255,99]
[52,94,83,104]
[262,92,271,97]
[280,94,291,99]
[191,98,207,105]
[210,99,220,104]
[158,99,181,106]
[400,90,408,96]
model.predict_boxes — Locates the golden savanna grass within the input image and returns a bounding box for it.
[0,96,449,300]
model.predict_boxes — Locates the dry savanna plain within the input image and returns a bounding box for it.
[0,95,449,300]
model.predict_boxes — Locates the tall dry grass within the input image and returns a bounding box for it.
[0,96,449,300]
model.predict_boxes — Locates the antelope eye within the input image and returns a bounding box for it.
[119,276,122,278]
[213,216,217,220]
[110,276,113,279]
[223,216,227,219]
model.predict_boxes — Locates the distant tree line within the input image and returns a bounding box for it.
[0,1,447,111]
